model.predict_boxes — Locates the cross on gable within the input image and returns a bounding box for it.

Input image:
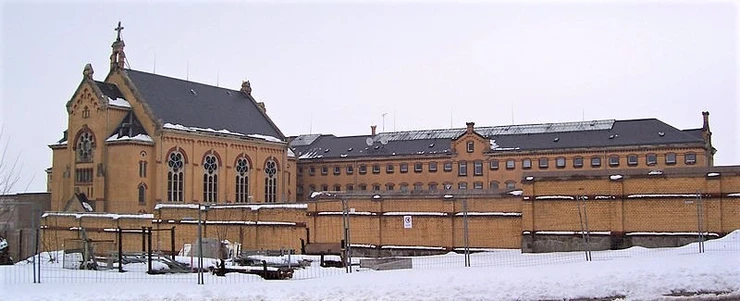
[115,21,124,41]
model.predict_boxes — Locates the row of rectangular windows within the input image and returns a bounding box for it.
[298,152,698,177]
[298,180,517,194]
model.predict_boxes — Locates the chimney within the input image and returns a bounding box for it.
[371,125,377,136]
[257,102,266,113]
[466,122,475,134]
[702,111,710,131]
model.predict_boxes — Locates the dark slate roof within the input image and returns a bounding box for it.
[108,111,149,139]
[682,128,704,140]
[294,135,453,159]
[95,81,125,99]
[124,69,284,140]
[291,119,705,160]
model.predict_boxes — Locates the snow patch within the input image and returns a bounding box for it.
[106,133,154,143]
[627,194,701,199]
[535,195,574,200]
[508,190,523,196]
[107,97,131,108]
[383,212,448,216]
[454,212,522,217]
[609,174,623,180]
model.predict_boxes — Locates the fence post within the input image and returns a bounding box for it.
[147,227,153,274]
[197,205,204,285]
[696,192,705,253]
[341,199,352,273]
[171,227,176,261]
[577,195,592,261]
[462,198,470,267]
[118,228,123,272]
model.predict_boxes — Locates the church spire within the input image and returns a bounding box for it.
[110,21,126,71]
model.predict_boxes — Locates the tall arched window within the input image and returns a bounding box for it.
[75,130,95,162]
[235,156,250,203]
[138,183,146,205]
[167,150,185,202]
[264,158,278,203]
[203,153,219,203]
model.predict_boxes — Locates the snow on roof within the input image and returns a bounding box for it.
[454,212,522,217]
[81,202,93,212]
[107,97,131,108]
[626,194,701,199]
[154,203,308,211]
[383,212,448,216]
[163,123,284,143]
[349,243,377,249]
[41,212,154,219]
[287,148,296,158]
[247,133,283,143]
[106,133,154,143]
[535,195,575,200]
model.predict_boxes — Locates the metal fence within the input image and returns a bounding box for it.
[2,194,738,285]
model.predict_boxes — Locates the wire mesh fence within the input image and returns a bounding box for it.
[2,193,738,285]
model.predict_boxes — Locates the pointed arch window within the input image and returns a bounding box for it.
[138,183,147,205]
[203,153,219,203]
[76,131,95,162]
[167,150,185,202]
[264,158,278,203]
[235,156,250,203]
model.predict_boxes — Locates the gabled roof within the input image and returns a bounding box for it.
[123,69,284,140]
[95,81,125,100]
[291,118,705,160]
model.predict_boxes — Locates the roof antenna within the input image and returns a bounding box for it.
[450,109,453,128]
[216,68,220,87]
[510,101,514,124]
[309,112,313,134]
[582,108,585,121]
[153,52,157,74]
[186,60,190,81]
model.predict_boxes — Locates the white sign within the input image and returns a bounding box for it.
[403,215,413,229]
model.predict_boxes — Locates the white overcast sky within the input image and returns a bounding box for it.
[1,0,738,193]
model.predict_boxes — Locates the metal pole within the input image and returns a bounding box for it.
[147,227,153,274]
[171,227,176,261]
[341,199,351,273]
[462,198,470,267]
[576,195,589,261]
[118,228,123,272]
[696,193,704,253]
[582,195,592,261]
[32,207,38,283]
[197,205,203,284]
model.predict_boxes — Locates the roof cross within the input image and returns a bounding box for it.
[114,21,124,41]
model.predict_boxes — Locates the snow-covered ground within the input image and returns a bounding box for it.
[2,231,739,301]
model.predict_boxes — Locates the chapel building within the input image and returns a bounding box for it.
[48,24,296,214]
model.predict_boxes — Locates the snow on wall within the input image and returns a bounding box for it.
[42,212,154,220]
[317,211,376,216]
[626,232,720,237]
[383,212,448,216]
[535,195,575,200]
[380,245,446,250]
[626,194,701,198]
[154,203,308,211]
[454,212,522,217]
